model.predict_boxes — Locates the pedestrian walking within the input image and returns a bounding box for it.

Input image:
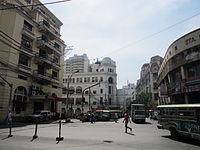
[114,113,118,123]
[123,110,132,133]
[7,111,12,125]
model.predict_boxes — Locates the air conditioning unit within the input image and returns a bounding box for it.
[32,91,36,95]
[32,85,37,90]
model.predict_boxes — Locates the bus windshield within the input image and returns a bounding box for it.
[135,110,145,115]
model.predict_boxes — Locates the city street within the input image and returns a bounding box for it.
[0,118,199,150]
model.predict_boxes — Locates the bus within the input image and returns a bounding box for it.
[157,104,200,140]
[131,104,146,123]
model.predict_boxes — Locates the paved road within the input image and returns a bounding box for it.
[0,118,199,150]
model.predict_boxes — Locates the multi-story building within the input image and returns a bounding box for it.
[136,56,163,106]
[158,28,200,104]
[117,83,135,111]
[0,0,65,122]
[64,54,89,74]
[62,55,117,116]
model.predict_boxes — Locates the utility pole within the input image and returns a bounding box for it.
[66,70,79,117]
[0,75,13,111]
[82,81,100,113]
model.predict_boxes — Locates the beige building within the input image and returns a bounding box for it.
[158,28,200,104]
[136,56,163,107]
[0,0,65,122]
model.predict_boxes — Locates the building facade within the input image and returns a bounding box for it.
[117,83,136,111]
[136,56,163,106]
[64,54,89,74]
[0,0,65,122]
[158,28,200,104]
[62,55,117,116]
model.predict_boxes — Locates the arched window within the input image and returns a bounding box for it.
[108,77,113,84]
[76,86,82,94]
[13,86,27,114]
[69,86,75,94]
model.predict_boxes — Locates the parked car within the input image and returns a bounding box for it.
[27,110,52,123]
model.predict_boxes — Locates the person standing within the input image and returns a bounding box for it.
[114,113,118,123]
[7,111,12,125]
[123,110,132,133]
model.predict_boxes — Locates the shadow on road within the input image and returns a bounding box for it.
[1,136,11,140]
[162,135,200,147]
[134,122,152,125]
[126,132,135,136]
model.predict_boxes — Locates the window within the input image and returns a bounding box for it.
[108,77,113,84]
[76,98,82,105]
[92,77,95,82]
[93,90,96,94]
[21,35,32,49]
[108,86,112,94]
[13,86,27,114]
[18,55,29,66]
[54,42,60,49]
[100,97,103,104]
[52,71,58,79]
[23,20,33,32]
[100,89,103,94]
[100,77,103,82]
[62,88,67,94]
[18,75,27,80]
[52,85,57,89]
[24,0,31,4]
[76,86,82,94]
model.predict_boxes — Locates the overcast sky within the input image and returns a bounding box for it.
[41,0,200,88]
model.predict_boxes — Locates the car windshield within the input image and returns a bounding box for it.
[135,111,145,115]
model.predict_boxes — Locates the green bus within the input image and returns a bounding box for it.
[157,104,200,140]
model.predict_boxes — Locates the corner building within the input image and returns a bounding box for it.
[63,55,117,116]
[158,28,200,104]
[0,0,65,122]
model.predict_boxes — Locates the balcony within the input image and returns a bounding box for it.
[38,21,60,40]
[20,43,34,57]
[34,53,61,70]
[167,82,182,95]
[21,26,35,40]
[18,64,32,74]
[183,77,200,86]
[33,70,52,84]
[35,53,52,68]
[36,37,62,55]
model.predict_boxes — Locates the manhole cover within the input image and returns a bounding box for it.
[103,140,113,143]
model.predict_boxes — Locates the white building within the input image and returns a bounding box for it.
[62,55,117,116]
[64,54,89,74]
[117,83,135,111]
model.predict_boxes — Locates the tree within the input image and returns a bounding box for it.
[135,92,152,109]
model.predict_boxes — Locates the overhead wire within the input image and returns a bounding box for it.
[0,0,71,11]
[99,9,200,58]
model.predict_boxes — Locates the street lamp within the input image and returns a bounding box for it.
[66,70,79,116]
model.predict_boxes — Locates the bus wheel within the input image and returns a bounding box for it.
[170,128,178,138]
